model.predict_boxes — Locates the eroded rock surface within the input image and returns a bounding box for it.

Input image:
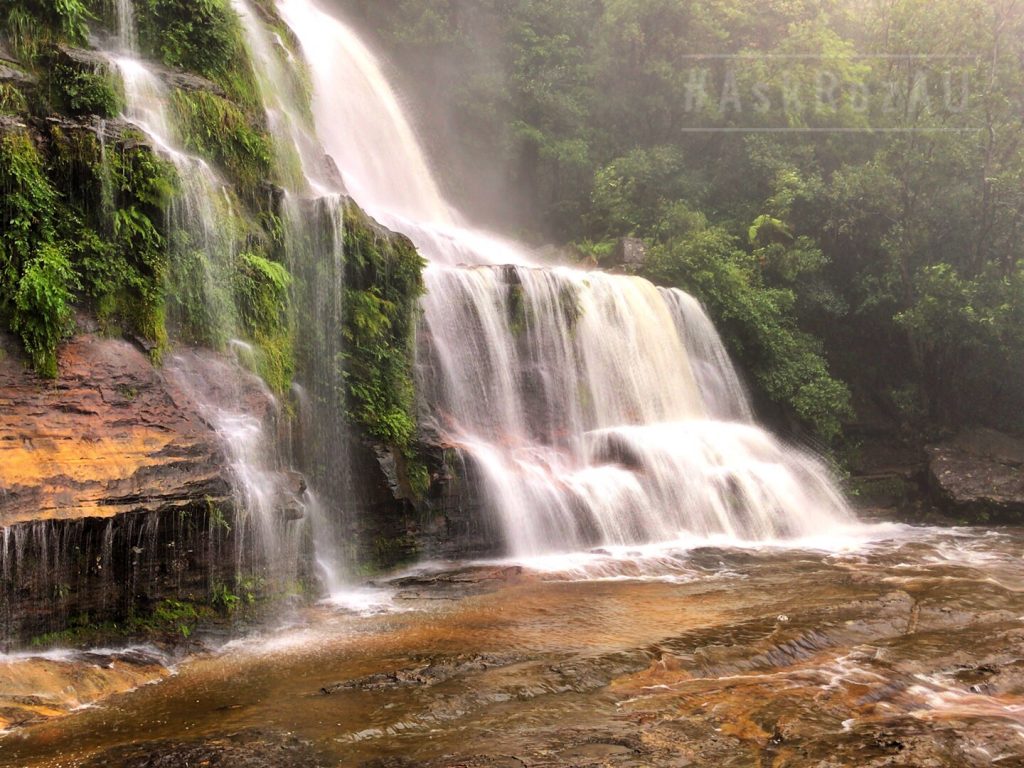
[0,332,297,648]
[0,332,230,527]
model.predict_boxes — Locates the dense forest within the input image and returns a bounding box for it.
[340,0,1024,448]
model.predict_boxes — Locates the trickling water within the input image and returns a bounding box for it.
[104,4,306,584]
[232,0,356,585]
[232,0,337,195]
[113,0,138,55]
[167,352,305,591]
[111,54,242,332]
[278,0,855,556]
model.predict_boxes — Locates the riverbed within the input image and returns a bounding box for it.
[3,524,1024,767]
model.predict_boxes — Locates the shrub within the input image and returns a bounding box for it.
[48,62,123,117]
[134,0,261,111]
[12,243,79,377]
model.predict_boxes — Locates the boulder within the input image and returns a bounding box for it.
[926,428,1024,522]
[0,60,33,86]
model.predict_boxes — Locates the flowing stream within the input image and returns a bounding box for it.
[4,528,1024,767]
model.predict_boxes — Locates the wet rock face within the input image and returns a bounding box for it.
[0,648,170,732]
[0,332,294,648]
[82,730,330,768]
[927,428,1024,522]
[0,332,230,527]
[614,237,647,266]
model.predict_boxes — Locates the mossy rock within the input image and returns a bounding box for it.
[42,46,123,118]
[341,202,425,451]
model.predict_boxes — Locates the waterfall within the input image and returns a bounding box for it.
[276,0,854,556]
[104,5,308,587]
[230,0,361,588]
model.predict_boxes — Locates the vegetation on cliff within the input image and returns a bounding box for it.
[0,0,297,388]
[341,203,425,451]
[1,0,427,434]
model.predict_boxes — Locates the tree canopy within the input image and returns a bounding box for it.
[340,0,1024,443]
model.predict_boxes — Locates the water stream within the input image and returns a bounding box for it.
[106,9,309,590]
[4,527,1024,767]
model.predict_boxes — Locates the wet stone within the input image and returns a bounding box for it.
[82,730,330,768]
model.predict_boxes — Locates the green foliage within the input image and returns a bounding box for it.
[2,0,91,61]
[134,0,262,111]
[149,599,204,638]
[166,244,234,347]
[11,243,79,376]
[102,136,177,357]
[645,219,852,441]
[0,83,28,115]
[0,130,57,281]
[350,0,1024,439]
[5,124,178,368]
[233,251,295,393]
[171,89,274,201]
[235,245,288,330]
[341,204,425,449]
[589,146,694,238]
[47,62,123,117]
[0,129,74,376]
[211,582,242,613]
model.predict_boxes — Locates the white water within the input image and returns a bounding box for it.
[276,0,530,268]
[168,351,306,589]
[107,6,306,584]
[277,0,855,556]
[110,33,243,344]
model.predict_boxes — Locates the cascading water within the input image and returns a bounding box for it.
[276,0,855,556]
[103,4,309,587]
[110,49,240,343]
[232,0,356,588]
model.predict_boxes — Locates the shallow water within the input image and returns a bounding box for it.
[3,525,1024,767]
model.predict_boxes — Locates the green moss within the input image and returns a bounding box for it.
[507,281,527,336]
[167,243,235,347]
[46,124,176,358]
[0,130,57,280]
[233,251,295,393]
[105,136,176,358]
[406,456,431,500]
[341,203,425,450]
[371,533,420,571]
[0,129,72,376]
[46,60,123,118]
[134,0,262,112]
[170,88,273,204]
[27,598,216,649]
